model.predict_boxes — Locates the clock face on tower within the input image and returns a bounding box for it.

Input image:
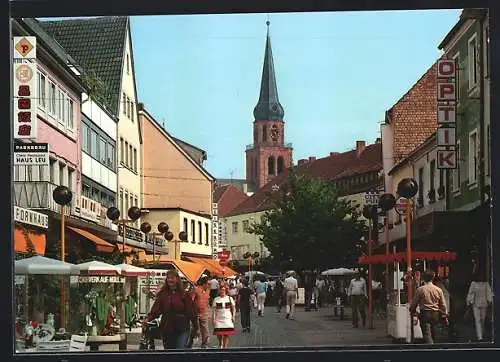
[271,125,280,142]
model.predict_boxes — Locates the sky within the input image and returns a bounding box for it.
[131,10,461,179]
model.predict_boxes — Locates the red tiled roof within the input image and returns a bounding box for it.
[226,142,383,217]
[387,62,438,164]
[214,184,249,217]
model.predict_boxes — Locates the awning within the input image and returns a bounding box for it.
[14,227,46,255]
[68,226,115,253]
[186,256,237,277]
[138,255,206,284]
[358,251,457,265]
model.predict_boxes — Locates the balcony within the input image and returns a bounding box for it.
[14,181,74,215]
[246,142,293,150]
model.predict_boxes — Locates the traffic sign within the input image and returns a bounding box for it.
[364,192,379,206]
[217,250,230,262]
[437,150,457,169]
[395,197,411,215]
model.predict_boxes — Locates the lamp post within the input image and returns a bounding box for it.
[52,185,73,331]
[140,222,172,262]
[243,252,259,284]
[378,193,397,304]
[362,204,378,329]
[106,206,142,261]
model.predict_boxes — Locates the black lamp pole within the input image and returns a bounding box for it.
[140,222,173,262]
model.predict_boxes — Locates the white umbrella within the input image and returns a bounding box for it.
[244,271,265,277]
[321,268,356,276]
[76,261,121,275]
[115,263,149,277]
[15,255,80,275]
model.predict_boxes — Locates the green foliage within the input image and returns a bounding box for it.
[125,297,135,326]
[79,250,125,265]
[81,69,117,111]
[95,295,108,331]
[249,171,366,271]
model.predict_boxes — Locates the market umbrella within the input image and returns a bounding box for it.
[15,255,80,275]
[115,263,150,277]
[76,261,122,275]
[321,268,356,276]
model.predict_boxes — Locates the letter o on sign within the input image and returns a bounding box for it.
[438,59,455,77]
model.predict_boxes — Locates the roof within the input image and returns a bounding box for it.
[226,142,382,217]
[38,17,128,114]
[172,137,207,158]
[213,184,249,217]
[385,62,437,164]
[388,132,437,176]
[253,22,284,121]
[438,9,488,50]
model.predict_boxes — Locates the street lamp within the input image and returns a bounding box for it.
[140,222,173,261]
[243,252,260,284]
[106,206,142,261]
[52,185,73,331]
[378,193,396,300]
[362,204,378,329]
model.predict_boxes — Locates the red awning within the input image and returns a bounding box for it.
[358,251,457,265]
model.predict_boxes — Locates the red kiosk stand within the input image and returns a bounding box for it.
[358,251,456,343]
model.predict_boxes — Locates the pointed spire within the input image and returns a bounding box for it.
[253,20,284,121]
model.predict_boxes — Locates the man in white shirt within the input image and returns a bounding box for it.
[209,277,219,305]
[347,272,367,328]
[284,272,299,320]
[315,277,326,308]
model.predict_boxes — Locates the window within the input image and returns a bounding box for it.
[469,130,478,184]
[487,125,491,176]
[68,169,74,191]
[49,159,56,183]
[59,163,65,186]
[82,183,91,198]
[183,218,188,241]
[191,220,195,243]
[232,221,238,233]
[119,189,124,216]
[99,137,107,164]
[205,223,209,245]
[418,167,424,204]
[126,54,130,74]
[134,196,138,209]
[82,123,89,153]
[124,191,129,212]
[453,52,460,103]
[122,93,126,115]
[262,125,267,142]
[439,169,444,189]
[453,141,461,192]
[130,194,134,209]
[131,102,134,122]
[107,143,115,169]
[39,165,47,181]
[120,138,124,163]
[268,156,275,175]
[57,89,63,121]
[133,148,137,172]
[90,130,99,159]
[468,35,478,89]
[49,82,56,115]
[277,156,284,174]
[242,220,249,232]
[129,145,133,168]
[26,166,33,181]
[67,98,74,129]
[198,221,202,244]
[429,160,436,191]
[127,97,131,119]
[38,72,46,108]
[124,141,129,166]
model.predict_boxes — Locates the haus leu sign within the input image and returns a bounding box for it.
[14,143,49,166]
[13,37,38,140]
[436,59,457,169]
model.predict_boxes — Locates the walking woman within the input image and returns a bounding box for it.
[466,273,493,341]
[212,286,236,348]
[144,269,199,349]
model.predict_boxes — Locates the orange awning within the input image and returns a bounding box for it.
[187,256,237,277]
[14,228,46,255]
[115,243,139,254]
[68,226,115,253]
[138,255,206,284]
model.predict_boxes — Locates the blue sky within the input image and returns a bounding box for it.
[131,10,461,179]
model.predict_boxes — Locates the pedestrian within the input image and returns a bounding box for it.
[274,277,284,313]
[347,272,367,328]
[212,286,236,349]
[466,273,493,342]
[143,269,199,350]
[191,276,210,348]
[209,276,219,305]
[237,279,253,332]
[315,276,326,308]
[410,270,449,344]
[254,277,267,316]
[284,271,299,320]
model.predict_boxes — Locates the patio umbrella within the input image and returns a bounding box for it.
[321,268,356,276]
[115,263,150,277]
[15,255,80,275]
[76,261,122,275]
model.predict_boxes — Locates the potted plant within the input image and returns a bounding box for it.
[437,186,445,200]
[428,189,436,203]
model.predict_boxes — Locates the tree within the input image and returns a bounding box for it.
[81,69,117,111]
[249,171,366,272]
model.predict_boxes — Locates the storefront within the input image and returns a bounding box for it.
[14,206,49,256]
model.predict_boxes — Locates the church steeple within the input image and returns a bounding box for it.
[253,21,284,121]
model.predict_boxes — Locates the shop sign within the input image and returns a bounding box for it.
[14,143,49,166]
[363,191,379,206]
[211,202,218,259]
[118,224,144,243]
[74,195,102,223]
[73,276,125,284]
[14,206,48,229]
[13,36,37,140]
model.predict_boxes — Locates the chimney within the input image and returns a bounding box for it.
[308,156,316,162]
[243,183,248,193]
[356,140,366,156]
[375,137,381,144]
[330,152,340,157]
[137,102,144,111]
[297,159,308,166]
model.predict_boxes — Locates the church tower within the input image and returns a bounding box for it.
[246,21,293,191]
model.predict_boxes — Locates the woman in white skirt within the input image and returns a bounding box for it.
[212,286,236,348]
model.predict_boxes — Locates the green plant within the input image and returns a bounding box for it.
[125,297,135,327]
[95,295,108,332]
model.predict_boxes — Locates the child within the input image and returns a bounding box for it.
[212,286,236,348]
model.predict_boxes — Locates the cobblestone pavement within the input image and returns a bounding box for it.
[125,305,392,350]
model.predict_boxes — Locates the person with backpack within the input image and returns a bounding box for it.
[143,269,199,350]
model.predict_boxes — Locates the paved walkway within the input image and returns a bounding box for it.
[125,306,391,350]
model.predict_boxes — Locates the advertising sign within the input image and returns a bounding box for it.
[14,206,49,229]
[13,143,49,166]
[211,202,218,259]
[364,191,379,206]
[13,37,37,140]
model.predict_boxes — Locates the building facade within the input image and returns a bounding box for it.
[245,23,293,192]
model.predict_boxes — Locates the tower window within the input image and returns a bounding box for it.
[277,156,284,174]
[268,156,275,176]
[262,125,268,142]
